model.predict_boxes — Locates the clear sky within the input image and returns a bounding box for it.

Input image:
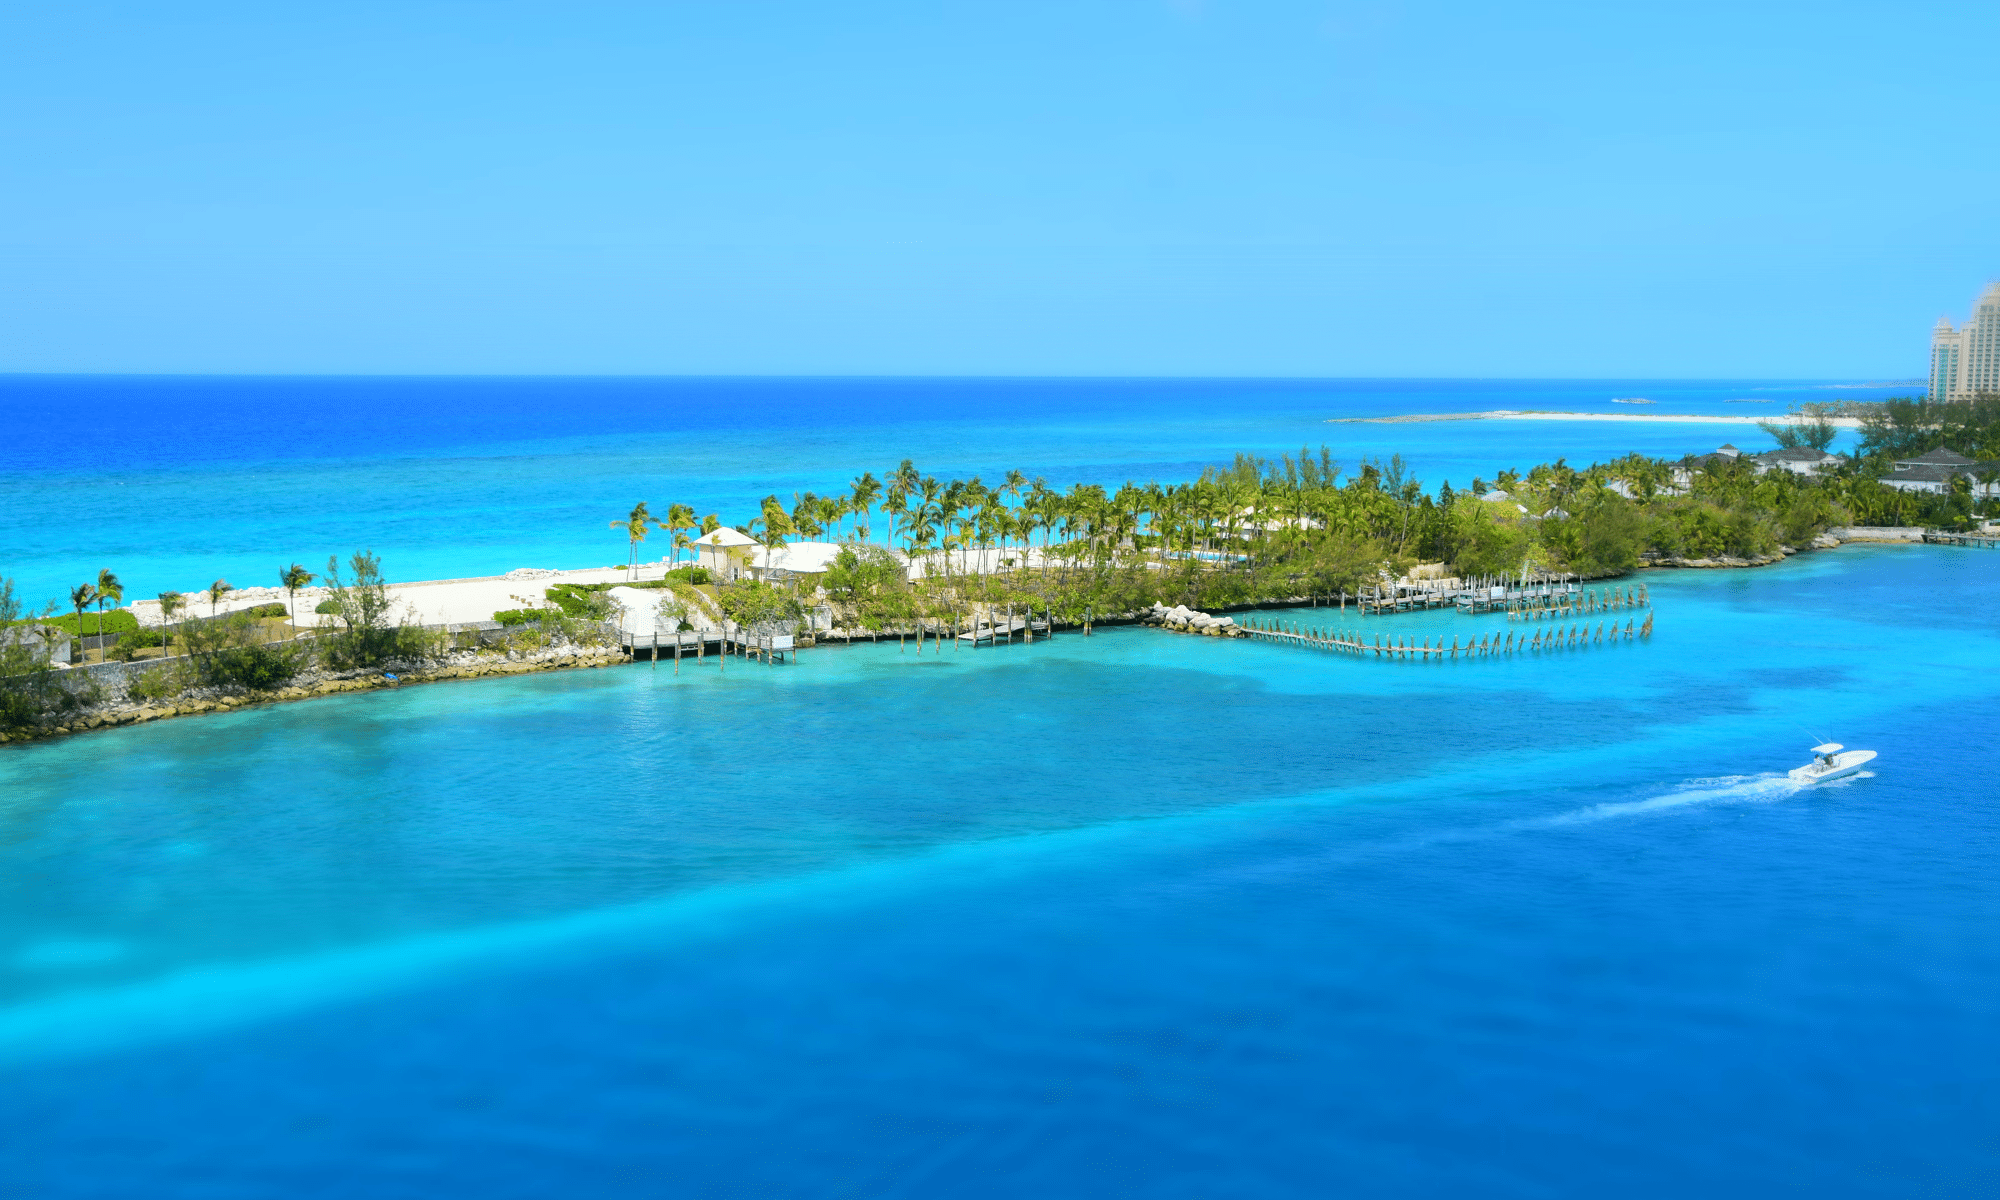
[1,1,1994,377]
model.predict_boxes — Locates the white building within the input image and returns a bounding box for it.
[750,541,879,583]
[1930,283,2000,401]
[1752,446,1841,477]
[1881,447,1981,494]
[695,533,913,586]
[692,527,759,582]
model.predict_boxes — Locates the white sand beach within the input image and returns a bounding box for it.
[128,564,672,629]
[124,543,1062,632]
[1328,409,1864,427]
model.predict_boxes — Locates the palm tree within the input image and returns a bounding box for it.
[917,475,944,528]
[610,501,653,580]
[817,494,843,542]
[882,488,909,551]
[665,504,697,564]
[752,519,791,582]
[1001,468,1026,507]
[159,591,184,657]
[94,569,123,639]
[849,472,881,542]
[951,512,977,576]
[974,500,1004,575]
[69,583,98,661]
[280,563,316,635]
[208,578,232,617]
[905,507,938,571]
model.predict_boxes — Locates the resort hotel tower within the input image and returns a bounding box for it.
[1930,282,2000,401]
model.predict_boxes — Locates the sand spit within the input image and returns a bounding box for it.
[1327,410,1864,428]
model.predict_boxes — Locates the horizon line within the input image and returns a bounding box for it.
[0,371,1931,385]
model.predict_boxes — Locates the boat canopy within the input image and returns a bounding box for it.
[1811,743,1843,754]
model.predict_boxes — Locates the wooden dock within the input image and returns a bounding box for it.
[1925,530,2000,549]
[621,628,797,666]
[1240,610,1652,659]
[956,615,1052,644]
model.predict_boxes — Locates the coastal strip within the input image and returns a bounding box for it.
[1326,410,1865,427]
[0,644,630,746]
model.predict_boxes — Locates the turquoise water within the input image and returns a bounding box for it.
[2,377,1989,1195]
[1,539,1996,1195]
[0,375,1885,607]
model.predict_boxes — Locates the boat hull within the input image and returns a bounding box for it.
[1789,750,1877,784]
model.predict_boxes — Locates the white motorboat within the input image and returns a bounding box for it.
[1788,743,1876,785]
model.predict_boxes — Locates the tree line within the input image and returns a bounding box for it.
[690,415,1997,639]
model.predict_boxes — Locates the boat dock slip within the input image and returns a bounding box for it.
[1240,609,1652,660]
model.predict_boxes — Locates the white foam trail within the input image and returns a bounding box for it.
[1531,773,1803,827]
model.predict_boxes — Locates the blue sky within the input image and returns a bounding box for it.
[1,1,1993,377]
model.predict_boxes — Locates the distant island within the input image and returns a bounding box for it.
[1327,409,1865,427]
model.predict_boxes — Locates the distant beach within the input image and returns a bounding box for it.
[1328,409,1866,428]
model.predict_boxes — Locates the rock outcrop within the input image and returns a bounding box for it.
[1143,603,1245,637]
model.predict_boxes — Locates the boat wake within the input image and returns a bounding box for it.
[1532,773,1807,827]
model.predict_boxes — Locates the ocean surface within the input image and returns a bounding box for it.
[3,378,1994,1197]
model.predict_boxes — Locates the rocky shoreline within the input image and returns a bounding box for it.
[1639,543,1809,569]
[1637,527,1936,570]
[0,643,630,746]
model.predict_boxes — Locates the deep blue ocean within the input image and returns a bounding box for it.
[3,378,1994,1198]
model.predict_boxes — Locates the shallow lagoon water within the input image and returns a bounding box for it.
[1,541,1996,1196]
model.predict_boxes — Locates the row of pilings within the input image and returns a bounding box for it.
[1242,610,1654,660]
[1506,583,1649,622]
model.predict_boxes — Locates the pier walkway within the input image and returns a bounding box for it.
[620,628,798,665]
[957,615,1052,644]
[1354,573,1604,616]
[1240,611,1653,660]
[1925,530,2000,549]
[1352,575,1652,620]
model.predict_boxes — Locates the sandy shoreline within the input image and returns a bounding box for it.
[1328,409,1864,428]
[127,564,658,629]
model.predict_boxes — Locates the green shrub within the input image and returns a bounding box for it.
[314,599,341,614]
[106,627,166,662]
[128,664,191,703]
[16,610,140,636]
[200,642,304,691]
[244,603,289,619]
[544,584,615,619]
[491,609,542,626]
